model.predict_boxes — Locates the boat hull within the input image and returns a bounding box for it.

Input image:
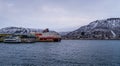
[4,41,21,43]
[4,39,21,43]
[39,37,61,42]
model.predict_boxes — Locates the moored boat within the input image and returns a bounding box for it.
[20,34,36,43]
[4,36,21,43]
[0,28,61,43]
[35,29,61,42]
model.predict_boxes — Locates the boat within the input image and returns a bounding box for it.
[2,28,61,43]
[20,34,36,43]
[3,36,21,43]
[35,29,61,42]
[0,34,12,42]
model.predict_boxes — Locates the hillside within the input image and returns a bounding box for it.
[0,27,49,34]
[63,18,120,39]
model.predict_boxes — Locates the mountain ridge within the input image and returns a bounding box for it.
[0,26,55,34]
[63,18,120,39]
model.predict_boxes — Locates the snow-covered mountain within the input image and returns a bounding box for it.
[0,27,43,34]
[64,18,120,39]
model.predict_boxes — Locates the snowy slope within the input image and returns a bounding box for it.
[65,18,120,39]
[0,27,43,34]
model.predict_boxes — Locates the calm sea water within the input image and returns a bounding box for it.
[0,40,120,66]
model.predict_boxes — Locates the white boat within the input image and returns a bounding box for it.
[4,36,21,43]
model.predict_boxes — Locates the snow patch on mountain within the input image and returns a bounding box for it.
[111,30,116,37]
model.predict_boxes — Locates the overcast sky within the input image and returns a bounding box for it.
[0,0,120,32]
